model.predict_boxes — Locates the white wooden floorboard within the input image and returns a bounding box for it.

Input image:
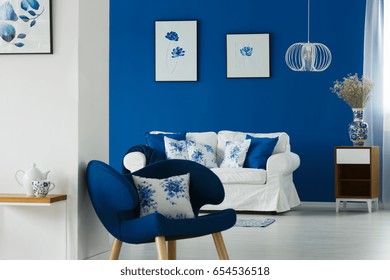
[91,204,390,260]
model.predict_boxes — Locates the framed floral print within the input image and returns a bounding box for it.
[155,20,197,82]
[226,33,270,78]
[0,0,52,54]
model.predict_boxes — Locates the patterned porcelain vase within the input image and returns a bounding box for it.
[348,108,368,146]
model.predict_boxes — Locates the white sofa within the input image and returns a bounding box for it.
[123,130,301,213]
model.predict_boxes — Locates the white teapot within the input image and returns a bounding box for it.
[15,163,50,196]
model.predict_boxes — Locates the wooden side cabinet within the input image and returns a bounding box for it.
[335,146,380,213]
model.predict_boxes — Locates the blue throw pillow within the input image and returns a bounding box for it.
[145,132,186,158]
[244,135,278,169]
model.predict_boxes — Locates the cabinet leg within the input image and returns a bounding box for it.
[336,200,339,213]
[343,201,347,209]
[367,200,372,213]
[375,199,379,211]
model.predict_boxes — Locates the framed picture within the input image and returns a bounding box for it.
[0,0,52,54]
[155,20,197,82]
[226,33,270,78]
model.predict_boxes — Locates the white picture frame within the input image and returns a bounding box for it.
[155,20,197,82]
[226,33,270,78]
[0,0,52,54]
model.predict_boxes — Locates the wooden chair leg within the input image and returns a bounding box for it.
[155,236,168,260]
[109,238,123,260]
[212,232,229,260]
[168,240,177,260]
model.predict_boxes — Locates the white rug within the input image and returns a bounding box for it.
[235,218,275,228]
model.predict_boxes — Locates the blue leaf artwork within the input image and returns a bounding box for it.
[0,2,18,21]
[0,0,47,50]
[22,0,40,10]
[19,15,29,22]
[0,23,16,42]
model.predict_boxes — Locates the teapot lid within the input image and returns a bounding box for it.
[25,163,43,178]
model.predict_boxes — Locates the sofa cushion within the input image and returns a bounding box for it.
[220,139,251,168]
[217,130,290,164]
[244,135,279,169]
[211,168,266,184]
[146,131,186,158]
[186,140,218,168]
[132,173,195,219]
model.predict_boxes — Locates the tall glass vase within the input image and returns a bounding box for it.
[348,108,368,146]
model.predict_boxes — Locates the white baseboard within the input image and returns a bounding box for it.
[298,200,387,210]
[298,201,336,208]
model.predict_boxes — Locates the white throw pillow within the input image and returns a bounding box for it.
[186,140,218,169]
[186,132,218,153]
[220,139,251,168]
[132,173,195,219]
[164,136,188,159]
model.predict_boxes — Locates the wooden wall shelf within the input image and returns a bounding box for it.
[0,194,67,205]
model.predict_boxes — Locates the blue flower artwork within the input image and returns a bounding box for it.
[165,31,179,41]
[240,46,253,56]
[164,30,186,74]
[155,20,197,81]
[171,46,185,58]
[0,0,51,53]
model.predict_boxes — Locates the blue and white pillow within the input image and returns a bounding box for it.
[164,136,188,159]
[132,173,195,219]
[186,140,218,169]
[220,139,251,168]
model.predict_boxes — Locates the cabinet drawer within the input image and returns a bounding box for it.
[336,149,370,164]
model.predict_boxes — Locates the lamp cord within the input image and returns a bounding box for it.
[307,0,310,43]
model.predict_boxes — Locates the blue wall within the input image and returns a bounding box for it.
[110,0,366,202]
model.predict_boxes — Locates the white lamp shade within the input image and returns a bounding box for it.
[285,42,332,72]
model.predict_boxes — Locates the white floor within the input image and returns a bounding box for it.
[93,203,390,260]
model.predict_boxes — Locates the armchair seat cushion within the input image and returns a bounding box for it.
[120,209,236,244]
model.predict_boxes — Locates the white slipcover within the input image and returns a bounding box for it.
[123,130,301,213]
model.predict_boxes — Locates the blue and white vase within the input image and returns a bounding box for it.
[348,108,368,146]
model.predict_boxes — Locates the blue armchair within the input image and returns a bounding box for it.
[86,159,236,260]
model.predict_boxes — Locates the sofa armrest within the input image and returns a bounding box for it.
[122,144,166,174]
[266,152,300,176]
[123,152,147,173]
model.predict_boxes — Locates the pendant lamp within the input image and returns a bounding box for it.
[285,0,332,72]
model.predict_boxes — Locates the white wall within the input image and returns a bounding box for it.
[0,0,109,259]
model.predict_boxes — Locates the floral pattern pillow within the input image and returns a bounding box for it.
[132,173,194,219]
[186,140,218,169]
[220,139,251,168]
[164,136,188,159]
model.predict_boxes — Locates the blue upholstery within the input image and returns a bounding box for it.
[145,132,186,159]
[86,159,236,245]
